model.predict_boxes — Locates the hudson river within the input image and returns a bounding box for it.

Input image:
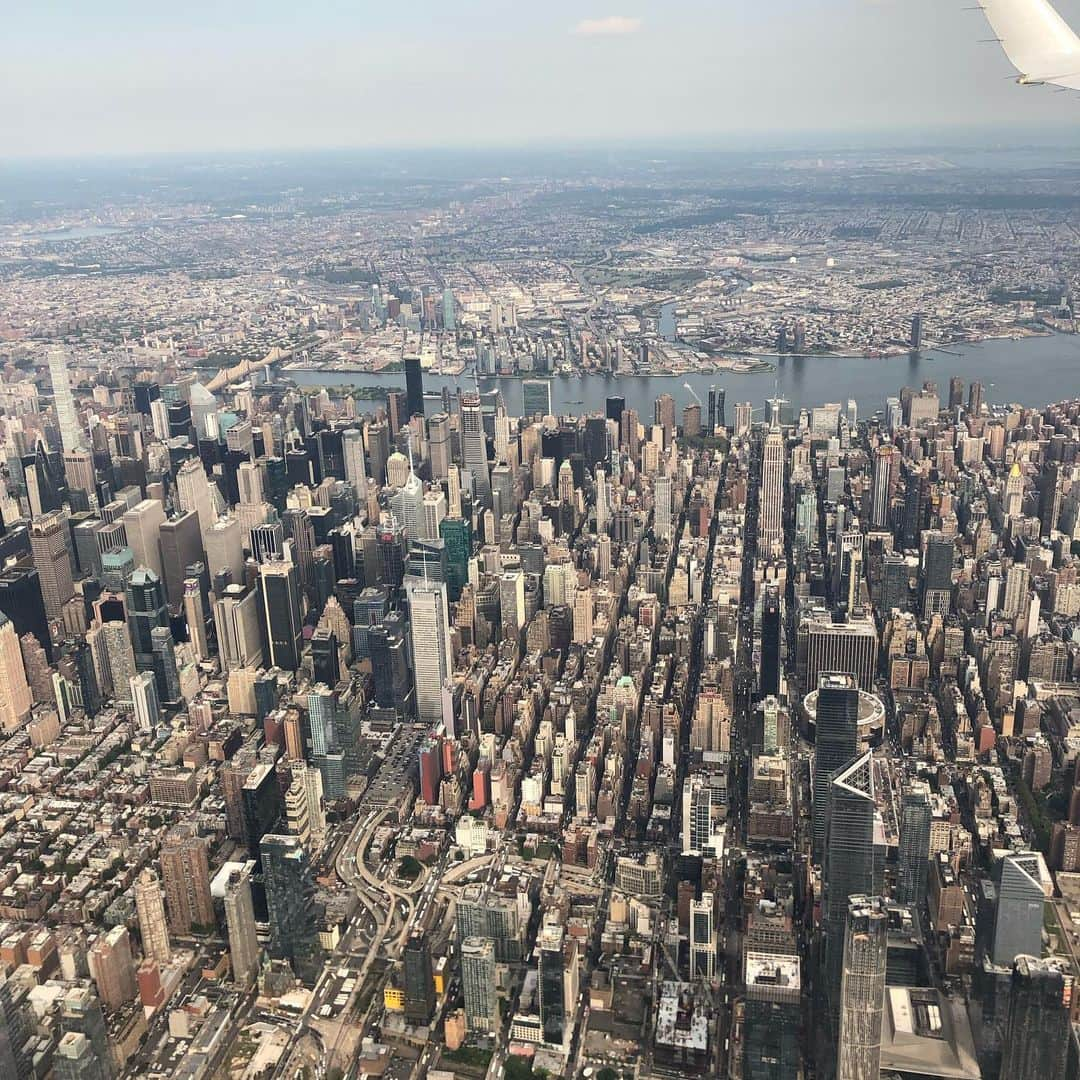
[283,333,1080,417]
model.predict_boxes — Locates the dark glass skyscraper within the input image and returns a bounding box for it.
[743,952,801,1080]
[264,457,288,513]
[812,673,860,862]
[22,442,63,517]
[261,834,322,986]
[126,568,169,669]
[404,930,435,1025]
[0,564,52,661]
[242,762,283,860]
[439,517,472,601]
[583,417,608,472]
[1001,956,1070,1079]
[760,585,781,699]
[351,587,389,661]
[368,611,412,715]
[259,559,303,671]
[896,781,931,908]
[150,626,181,703]
[405,357,424,419]
[824,752,877,1016]
[310,626,340,687]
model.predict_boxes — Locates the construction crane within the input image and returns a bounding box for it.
[683,382,702,405]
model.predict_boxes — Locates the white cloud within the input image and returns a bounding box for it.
[573,15,642,36]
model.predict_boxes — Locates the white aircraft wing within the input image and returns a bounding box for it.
[981,0,1080,88]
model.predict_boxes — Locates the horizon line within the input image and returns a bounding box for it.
[5,124,1080,167]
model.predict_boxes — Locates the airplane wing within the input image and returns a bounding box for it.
[981,0,1080,89]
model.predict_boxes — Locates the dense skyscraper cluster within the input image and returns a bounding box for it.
[0,315,1077,1080]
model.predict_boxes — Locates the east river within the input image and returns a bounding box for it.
[282,333,1080,417]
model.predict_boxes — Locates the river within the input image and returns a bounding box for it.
[281,333,1080,417]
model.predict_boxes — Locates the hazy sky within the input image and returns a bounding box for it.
[5,0,1080,158]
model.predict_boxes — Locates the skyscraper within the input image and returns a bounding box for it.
[0,564,52,660]
[130,670,160,732]
[261,834,322,986]
[499,569,525,638]
[87,926,136,1010]
[1001,955,1071,1078]
[175,457,217,535]
[812,674,860,861]
[538,922,577,1048]
[202,515,244,590]
[804,617,878,694]
[759,428,784,556]
[1005,461,1024,519]
[368,613,412,715]
[836,896,887,1080]
[250,521,285,565]
[150,626,181,703]
[0,971,33,1079]
[184,577,210,661]
[224,861,260,986]
[237,459,263,505]
[49,347,82,454]
[921,531,954,619]
[63,448,95,497]
[760,585,781,699]
[690,892,717,979]
[405,356,425,418]
[871,444,893,529]
[23,442,62,518]
[160,824,214,935]
[743,952,801,1080]
[134,869,171,965]
[341,426,368,501]
[54,1032,108,1080]
[406,577,452,725]
[896,781,932,908]
[992,851,1047,968]
[735,401,753,438]
[460,392,491,506]
[158,511,203,609]
[0,613,32,733]
[59,986,112,1080]
[824,752,877,1011]
[122,499,166,580]
[654,475,673,537]
[427,414,451,481]
[404,929,435,1025]
[214,583,265,671]
[126,567,168,669]
[259,559,303,671]
[1002,561,1030,621]
[461,937,497,1034]
[30,511,75,623]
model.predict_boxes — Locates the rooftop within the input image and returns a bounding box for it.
[880,988,980,1080]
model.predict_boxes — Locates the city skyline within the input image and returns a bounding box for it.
[3,5,1080,1075]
